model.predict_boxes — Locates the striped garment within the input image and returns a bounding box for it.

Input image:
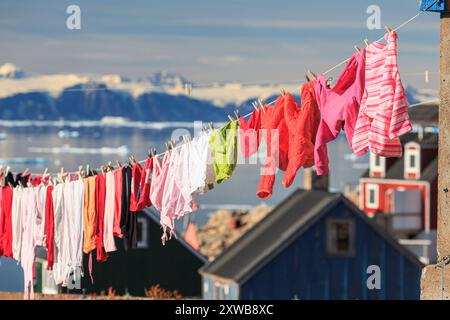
[352,31,411,157]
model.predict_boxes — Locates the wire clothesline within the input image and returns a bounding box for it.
[15,0,438,177]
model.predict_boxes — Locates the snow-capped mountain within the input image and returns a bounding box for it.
[0,63,439,122]
[0,63,27,79]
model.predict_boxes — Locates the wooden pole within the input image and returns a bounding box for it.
[421,3,450,299]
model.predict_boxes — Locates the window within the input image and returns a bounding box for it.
[369,153,385,177]
[404,143,421,179]
[365,184,379,209]
[326,219,355,256]
[137,217,148,248]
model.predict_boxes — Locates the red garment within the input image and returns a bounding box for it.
[129,158,153,212]
[239,109,261,158]
[45,185,54,270]
[282,84,321,187]
[95,173,108,262]
[256,96,289,200]
[129,162,143,212]
[0,186,14,258]
[113,168,123,238]
[29,174,49,187]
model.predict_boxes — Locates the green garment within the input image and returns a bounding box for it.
[209,120,239,184]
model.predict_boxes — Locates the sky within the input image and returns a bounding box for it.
[0,0,441,88]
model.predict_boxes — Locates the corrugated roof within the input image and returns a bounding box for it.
[199,189,423,283]
[408,100,439,127]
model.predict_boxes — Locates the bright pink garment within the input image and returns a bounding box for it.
[314,49,365,175]
[352,31,411,157]
[150,152,170,212]
[0,186,13,258]
[113,168,123,238]
[103,171,116,252]
[239,109,261,158]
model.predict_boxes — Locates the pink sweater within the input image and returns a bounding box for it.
[314,49,365,175]
[352,31,411,157]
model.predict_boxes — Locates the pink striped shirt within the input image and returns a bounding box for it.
[352,31,411,157]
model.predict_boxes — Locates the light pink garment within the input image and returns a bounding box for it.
[160,149,180,243]
[150,152,170,212]
[314,49,365,175]
[103,171,117,252]
[20,188,37,300]
[352,31,411,157]
[33,184,47,247]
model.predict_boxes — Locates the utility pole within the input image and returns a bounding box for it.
[421,2,450,300]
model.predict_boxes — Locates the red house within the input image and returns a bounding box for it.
[358,101,439,263]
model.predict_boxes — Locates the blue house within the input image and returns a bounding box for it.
[199,189,423,300]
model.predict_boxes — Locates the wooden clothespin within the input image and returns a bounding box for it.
[18,180,24,190]
[60,167,65,183]
[280,87,286,96]
[107,161,113,171]
[227,114,235,122]
[305,74,311,82]
[251,101,259,111]
[364,39,370,47]
[116,160,122,168]
[78,165,84,179]
[7,182,14,188]
[308,70,317,79]
[23,168,29,175]
[100,165,105,174]
[234,110,241,120]
[354,45,361,53]
[385,25,393,33]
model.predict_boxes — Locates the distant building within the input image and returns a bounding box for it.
[200,186,423,300]
[358,101,439,264]
[36,208,207,298]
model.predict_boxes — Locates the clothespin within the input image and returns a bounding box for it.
[116,160,122,168]
[152,148,157,157]
[354,45,361,53]
[209,122,214,130]
[385,25,393,33]
[100,165,105,174]
[364,39,370,47]
[5,166,10,176]
[305,73,311,82]
[60,167,65,183]
[234,110,241,120]
[257,99,266,114]
[107,161,113,171]
[308,70,317,79]
[7,182,13,188]
[23,168,29,175]
[251,101,259,111]
[86,164,90,176]
[18,180,24,190]
[227,114,235,122]
[78,165,84,179]
[280,87,286,96]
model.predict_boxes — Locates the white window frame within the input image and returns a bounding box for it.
[404,145,421,179]
[137,217,149,248]
[369,153,385,177]
[365,183,379,209]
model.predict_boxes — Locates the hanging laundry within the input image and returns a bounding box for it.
[103,170,117,253]
[161,147,181,243]
[189,130,215,195]
[34,184,47,248]
[175,140,198,219]
[15,172,30,187]
[352,31,411,157]
[0,186,13,258]
[83,176,97,254]
[113,167,124,238]
[257,96,289,200]
[121,165,137,250]
[20,187,37,299]
[52,182,66,285]
[150,152,170,212]
[129,161,144,212]
[239,109,261,158]
[11,187,23,261]
[314,49,365,175]
[140,157,153,208]
[282,84,321,188]
[95,172,108,262]
[62,179,84,285]
[45,185,54,270]
[209,120,239,184]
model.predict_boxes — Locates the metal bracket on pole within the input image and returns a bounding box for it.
[420,0,446,12]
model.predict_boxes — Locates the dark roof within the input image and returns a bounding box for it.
[199,189,423,283]
[408,100,439,127]
[362,133,438,181]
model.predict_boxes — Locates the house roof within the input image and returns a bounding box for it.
[361,133,438,181]
[408,100,439,127]
[199,189,423,283]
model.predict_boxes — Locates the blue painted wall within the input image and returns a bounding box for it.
[221,201,423,300]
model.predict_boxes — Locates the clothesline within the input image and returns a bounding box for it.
[11,0,438,177]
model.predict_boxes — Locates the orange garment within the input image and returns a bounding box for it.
[282,82,321,187]
[83,176,97,253]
